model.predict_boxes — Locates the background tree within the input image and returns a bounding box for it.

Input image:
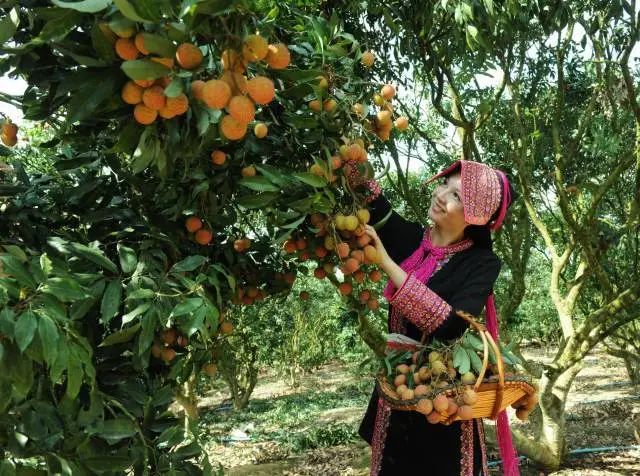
[329,0,640,470]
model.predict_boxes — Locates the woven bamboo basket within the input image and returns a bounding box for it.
[376,310,537,425]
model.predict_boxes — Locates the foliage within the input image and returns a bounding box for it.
[0,0,395,471]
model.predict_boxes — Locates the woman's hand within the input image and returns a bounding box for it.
[363,224,408,289]
[363,224,391,268]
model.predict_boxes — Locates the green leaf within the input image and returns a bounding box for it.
[172,441,202,459]
[502,350,522,366]
[150,385,173,407]
[130,127,158,173]
[0,460,16,476]
[138,310,156,355]
[5,344,34,399]
[121,59,171,81]
[99,323,141,346]
[70,299,95,321]
[69,242,118,273]
[66,357,83,398]
[54,456,73,476]
[83,456,136,473]
[0,8,19,44]
[39,294,67,322]
[283,112,318,127]
[117,244,137,274]
[464,333,484,351]
[51,0,112,12]
[163,77,183,98]
[91,22,117,61]
[156,426,183,447]
[50,341,69,382]
[483,0,494,15]
[38,315,59,365]
[15,311,38,352]
[38,9,82,43]
[2,245,27,262]
[181,304,207,337]
[111,121,143,154]
[453,344,470,374]
[171,255,207,273]
[254,164,292,187]
[194,0,238,16]
[238,176,281,192]
[94,418,137,443]
[66,73,118,124]
[122,302,150,324]
[236,192,279,209]
[54,45,108,67]
[281,214,306,229]
[126,288,155,300]
[466,347,484,374]
[40,254,53,277]
[293,172,327,188]
[113,0,151,22]
[141,33,177,57]
[171,298,203,317]
[43,277,90,302]
[100,280,122,325]
[0,254,37,289]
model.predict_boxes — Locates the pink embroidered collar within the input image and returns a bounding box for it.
[382,226,473,300]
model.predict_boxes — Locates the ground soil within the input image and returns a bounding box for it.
[198,347,640,475]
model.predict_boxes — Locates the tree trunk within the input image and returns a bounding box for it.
[510,360,582,471]
[175,374,199,433]
[607,346,640,388]
[219,340,260,411]
[234,369,258,410]
[623,355,640,387]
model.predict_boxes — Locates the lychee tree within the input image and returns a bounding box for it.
[0,0,408,472]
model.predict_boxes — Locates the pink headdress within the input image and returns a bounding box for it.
[424,160,511,232]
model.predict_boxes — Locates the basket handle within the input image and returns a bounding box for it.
[455,310,505,419]
[418,309,506,419]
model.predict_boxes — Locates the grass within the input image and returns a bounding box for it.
[198,378,372,453]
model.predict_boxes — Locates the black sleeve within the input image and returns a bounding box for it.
[368,193,424,265]
[431,252,501,341]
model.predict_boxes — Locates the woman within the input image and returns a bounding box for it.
[348,159,519,476]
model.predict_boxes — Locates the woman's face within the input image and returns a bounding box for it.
[428,172,467,231]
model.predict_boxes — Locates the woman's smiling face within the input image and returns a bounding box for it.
[428,171,467,230]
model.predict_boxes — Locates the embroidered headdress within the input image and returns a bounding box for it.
[424,159,511,231]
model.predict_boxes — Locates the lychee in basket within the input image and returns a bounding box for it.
[375,310,538,425]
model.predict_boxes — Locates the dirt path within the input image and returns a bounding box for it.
[199,347,640,475]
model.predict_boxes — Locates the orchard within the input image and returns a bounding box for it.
[2,0,640,474]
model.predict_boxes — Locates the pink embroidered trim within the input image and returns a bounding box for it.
[363,179,382,204]
[370,397,392,476]
[477,419,490,476]
[388,272,412,301]
[389,306,406,333]
[460,419,475,476]
[388,274,452,334]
